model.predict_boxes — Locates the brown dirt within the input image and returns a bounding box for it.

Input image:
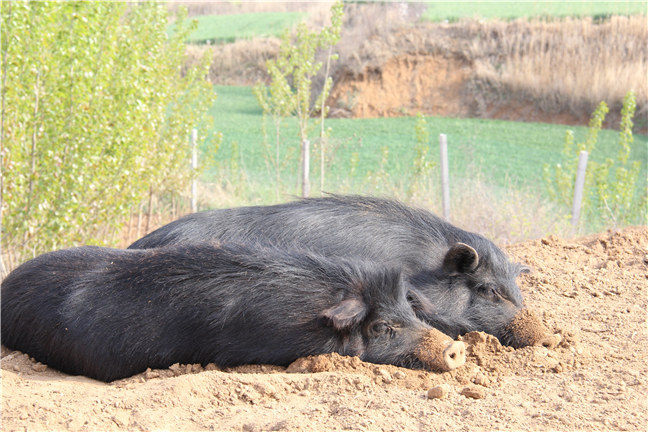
[2,227,647,431]
[327,53,589,127]
[328,54,471,119]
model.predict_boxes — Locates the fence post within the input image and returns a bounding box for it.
[439,133,450,220]
[191,128,198,213]
[571,150,589,228]
[302,139,310,198]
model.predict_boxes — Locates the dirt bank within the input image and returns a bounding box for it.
[2,227,647,431]
[328,54,473,119]
[327,52,585,127]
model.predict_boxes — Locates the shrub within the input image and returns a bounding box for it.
[544,91,645,229]
[253,1,343,197]
[0,2,215,268]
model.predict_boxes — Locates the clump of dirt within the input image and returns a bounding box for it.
[459,331,576,377]
[285,352,473,391]
[118,363,220,383]
[460,385,485,399]
[427,384,449,399]
[2,227,647,431]
[226,364,287,374]
[1,348,51,377]
[287,352,364,374]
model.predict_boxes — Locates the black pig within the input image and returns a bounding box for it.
[1,243,464,382]
[129,195,553,348]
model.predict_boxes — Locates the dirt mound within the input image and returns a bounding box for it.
[2,227,647,431]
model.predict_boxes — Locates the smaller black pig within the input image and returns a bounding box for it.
[1,244,465,382]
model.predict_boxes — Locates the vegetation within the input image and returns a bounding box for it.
[1,2,215,269]
[422,1,646,22]
[253,2,343,197]
[203,86,648,238]
[200,86,645,243]
[209,86,648,197]
[468,16,647,129]
[3,1,644,268]
[412,113,436,179]
[164,2,648,236]
[205,88,576,244]
[407,113,436,198]
[197,13,647,132]
[170,11,305,44]
[546,91,646,228]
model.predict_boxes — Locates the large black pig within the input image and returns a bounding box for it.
[129,195,556,348]
[1,243,465,382]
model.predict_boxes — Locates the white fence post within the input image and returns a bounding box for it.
[439,133,450,220]
[302,139,310,198]
[191,128,198,213]
[571,150,589,228]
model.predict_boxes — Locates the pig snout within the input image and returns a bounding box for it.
[416,328,466,372]
[505,309,561,348]
[443,340,466,370]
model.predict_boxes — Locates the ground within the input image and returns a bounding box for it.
[2,227,646,431]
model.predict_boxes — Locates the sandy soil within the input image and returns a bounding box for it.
[2,227,647,431]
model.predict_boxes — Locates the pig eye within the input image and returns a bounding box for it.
[371,322,393,336]
[479,284,503,301]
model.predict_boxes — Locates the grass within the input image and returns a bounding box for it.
[205,85,648,199]
[175,12,305,44]
[422,1,646,22]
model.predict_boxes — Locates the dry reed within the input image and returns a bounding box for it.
[468,16,647,122]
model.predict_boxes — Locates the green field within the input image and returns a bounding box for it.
[422,1,646,22]
[175,11,305,44]
[172,2,647,44]
[205,86,647,200]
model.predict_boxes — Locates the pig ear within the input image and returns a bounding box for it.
[443,242,479,274]
[320,298,368,331]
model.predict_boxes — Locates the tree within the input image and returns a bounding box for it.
[253,1,343,197]
[1,2,215,269]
